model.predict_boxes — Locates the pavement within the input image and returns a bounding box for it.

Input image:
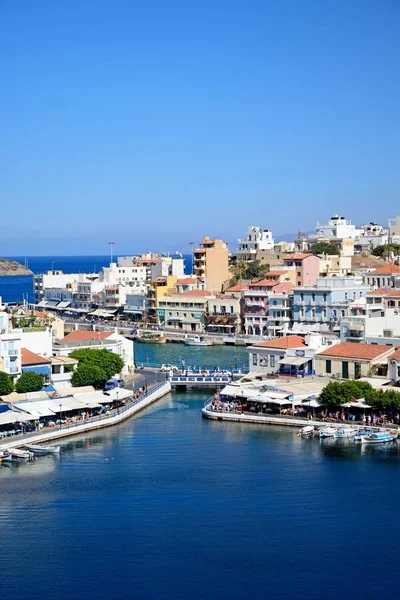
[124,368,168,393]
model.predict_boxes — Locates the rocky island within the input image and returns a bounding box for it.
[0,258,33,276]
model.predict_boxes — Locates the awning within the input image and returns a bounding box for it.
[248,394,302,406]
[277,356,310,367]
[22,365,51,376]
[0,409,34,425]
[13,401,56,418]
[37,301,48,307]
[220,384,260,399]
[58,301,71,308]
[124,309,144,314]
[103,388,131,402]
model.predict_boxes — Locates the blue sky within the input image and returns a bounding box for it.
[1,1,399,255]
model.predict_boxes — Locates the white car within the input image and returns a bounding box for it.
[160,364,178,372]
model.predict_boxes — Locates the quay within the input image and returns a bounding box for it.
[0,380,171,450]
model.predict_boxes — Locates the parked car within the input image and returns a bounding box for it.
[160,364,178,372]
[104,378,123,391]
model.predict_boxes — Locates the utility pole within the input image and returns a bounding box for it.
[108,241,115,264]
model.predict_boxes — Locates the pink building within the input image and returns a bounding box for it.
[283,254,320,287]
[243,281,293,336]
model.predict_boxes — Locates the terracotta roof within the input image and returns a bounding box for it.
[61,331,112,343]
[317,342,394,361]
[266,270,287,276]
[367,288,400,297]
[370,264,400,275]
[225,284,249,292]
[21,348,50,366]
[177,277,197,284]
[253,335,306,349]
[390,348,400,360]
[283,254,313,261]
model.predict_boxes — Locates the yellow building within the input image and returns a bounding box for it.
[147,275,177,323]
[193,237,230,292]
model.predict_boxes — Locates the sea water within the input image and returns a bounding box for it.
[1,391,400,600]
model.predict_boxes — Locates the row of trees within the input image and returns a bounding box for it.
[310,242,339,256]
[70,349,124,388]
[319,380,400,411]
[0,371,45,395]
[372,244,400,258]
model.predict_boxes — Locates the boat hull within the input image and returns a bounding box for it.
[24,444,61,455]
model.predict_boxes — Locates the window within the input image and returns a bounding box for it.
[253,354,258,366]
[326,360,332,374]
[342,361,349,379]
[270,355,275,368]
[354,362,361,379]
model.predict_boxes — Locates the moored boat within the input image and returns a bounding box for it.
[136,331,166,344]
[0,450,12,462]
[9,448,34,460]
[361,430,397,445]
[299,425,314,437]
[24,444,61,455]
[184,335,212,346]
[319,426,337,439]
[334,427,358,439]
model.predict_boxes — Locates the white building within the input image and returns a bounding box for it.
[316,215,360,240]
[237,226,274,262]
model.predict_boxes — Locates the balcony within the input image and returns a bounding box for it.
[9,366,20,374]
[246,300,265,307]
[8,349,18,356]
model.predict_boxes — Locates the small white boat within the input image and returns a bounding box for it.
[0,450,12,462]
[184,335,212,346]
[354,429,373,443]
[9,448,34,460]
[24,444,61,455]
[334,427,358,439]
[361,430,397,445]
[319,426,337,439]
[300,425,314,437]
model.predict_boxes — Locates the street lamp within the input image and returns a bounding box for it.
[145,375,148,393]
[59,403,62,430]
[190,241,195,275]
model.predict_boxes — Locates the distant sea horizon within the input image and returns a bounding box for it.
[0,254,192,303]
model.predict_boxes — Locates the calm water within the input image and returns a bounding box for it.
[134,342,249,370]
[2,391,400,600]
[0,255,193,303]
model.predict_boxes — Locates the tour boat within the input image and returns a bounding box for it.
[334,427,358,439]
[136,331,166,344]
[24,444,61,455]
[360,431,397,445]
[319,426,337,439]
[184,335,212,346]
[299,425,314,437]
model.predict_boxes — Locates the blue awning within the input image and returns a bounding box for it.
[22,366,51,376]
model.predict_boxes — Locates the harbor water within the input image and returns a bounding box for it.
[2,391,400,600]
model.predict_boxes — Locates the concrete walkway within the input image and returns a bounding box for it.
[1,380,171,450]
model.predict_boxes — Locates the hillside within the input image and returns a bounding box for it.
[0,258,33,276]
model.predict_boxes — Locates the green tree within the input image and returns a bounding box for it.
[310,242,339,256]
[15,371,45,393]
[0,371,14,395]
[229,260,270,286]
[71,364,107,388]
[69,348,124,379]
[372,244,400,258]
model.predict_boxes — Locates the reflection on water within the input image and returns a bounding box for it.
[2,391,400,600]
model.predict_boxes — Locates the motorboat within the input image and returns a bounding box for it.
[354,429,374,443]
[334,427,358,439]
[319,426,337,439]
[361,430,397,445]
[24,444,61,455]
[8,448,34,460]
[0,450,12,462]
[299,425,314,437]
[184,335,212,346]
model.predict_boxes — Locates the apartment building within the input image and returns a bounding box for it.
[283,254,320,287]
[237,226,274,262]
[157,290,214,332]
[193,237,230,292]
[205,295,241,335]
[243,281,292,336]
[363,264,400,289]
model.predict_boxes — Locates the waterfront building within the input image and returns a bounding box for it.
[119,254,185,281]
[34,270,98,304]
[124,293,148,322]
[267,292,293,337]
[193,237,230,292]
[237,226,274,263]
[174,277,204,294]
[292,277,370,331]
[282,254,320,287]
[249,333,331,377]
[340,289,400,344]
[0,312,21,380]
[205,295,241,335]
[156,290,214,332]
[315,342,395,379]
[243,281,293,336]
[53,330,134,376]
[363,264,400,289]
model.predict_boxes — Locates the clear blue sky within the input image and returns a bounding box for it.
[1,1,399,255]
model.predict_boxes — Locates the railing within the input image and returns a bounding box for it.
[170,375,231,384]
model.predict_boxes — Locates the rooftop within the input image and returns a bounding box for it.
[225,284,249,292]
[21,348,51,366]
[370,264,400,275]
[317,342,394,361]
[367,288,400,297]
[176,277,198,284]
[172,290,214,297]
[60,331,112,343]
[253,335,306,349]
[249,280,278,288]
[284,254,313,261]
